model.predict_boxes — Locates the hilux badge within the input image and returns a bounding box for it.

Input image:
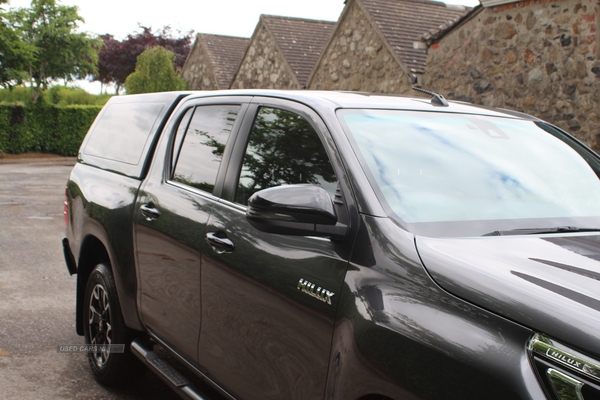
[297,278,334,305]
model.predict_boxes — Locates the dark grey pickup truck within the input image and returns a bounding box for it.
[63,89,600,400]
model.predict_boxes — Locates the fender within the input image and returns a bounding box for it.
[325,216,542,400]
[68,163,144,333]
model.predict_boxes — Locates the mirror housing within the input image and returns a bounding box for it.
[246,184,348,239]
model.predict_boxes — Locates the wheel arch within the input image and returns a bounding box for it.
[75,230,143,335]
[75,235,111,335]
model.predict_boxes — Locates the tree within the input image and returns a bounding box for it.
[9,0,101,102]
[0,0,30,88]
[95,34,126,93]
[96,26,192,94]
[124,46,187,94]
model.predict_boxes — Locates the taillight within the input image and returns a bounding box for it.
[64,185,69,227]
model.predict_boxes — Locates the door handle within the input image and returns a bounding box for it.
[140,203,161,221]
[206,232,235,254]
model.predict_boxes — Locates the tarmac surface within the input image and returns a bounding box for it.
[0,158,181,399]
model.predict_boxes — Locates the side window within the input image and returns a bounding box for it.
[171,107,194,172]
[84,102,165,165]
[235,107,338,205]
[172,105,240,194]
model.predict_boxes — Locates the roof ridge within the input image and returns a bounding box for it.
[260,14,338,24]
[365,0,468,8]
[197,32,250,40]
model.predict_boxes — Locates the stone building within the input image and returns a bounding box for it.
[307,0,470,93]
[182,33,250,90]
[420,0,600,149]
[230,15,335,89]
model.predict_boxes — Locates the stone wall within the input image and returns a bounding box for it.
[307,0,412,93]
[423,0,600,150]
[230,24,299,89]
[182,40,220,90]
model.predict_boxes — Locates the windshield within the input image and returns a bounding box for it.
[338,109,600,237]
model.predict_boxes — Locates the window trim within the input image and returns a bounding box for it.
[169,106,195,178]
[232,105,339,206]
[162,98,251,198]
[221,99,343,206]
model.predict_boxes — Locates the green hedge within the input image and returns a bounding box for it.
[0,104,102,156]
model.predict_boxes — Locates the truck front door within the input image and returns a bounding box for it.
[198,101,355,399]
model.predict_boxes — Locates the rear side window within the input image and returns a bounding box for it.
[172,105,240,194]
[84,102,165,165]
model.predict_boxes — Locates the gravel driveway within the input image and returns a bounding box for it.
[0,161,179,400]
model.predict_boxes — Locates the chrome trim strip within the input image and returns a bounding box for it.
[167,180,221,202]
[529,333,600,384]
[547,369,584,400]
[217,198,247,213]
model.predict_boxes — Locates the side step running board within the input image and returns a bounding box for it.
[131,339,208,400]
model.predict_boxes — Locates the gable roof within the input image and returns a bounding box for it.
[195,33,250,89]
[359,0,470,73]
[420,5,483,44]
[261,15,336,87]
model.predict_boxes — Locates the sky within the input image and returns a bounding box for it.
[6,0,480,92]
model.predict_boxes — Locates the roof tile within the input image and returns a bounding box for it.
[360,0,470,73]
[262,15,336,87]
[198,34,250,89]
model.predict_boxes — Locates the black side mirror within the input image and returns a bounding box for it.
[246,184,348,238]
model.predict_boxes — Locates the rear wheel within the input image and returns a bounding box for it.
[83,263,143,385]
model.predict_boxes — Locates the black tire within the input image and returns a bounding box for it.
[83,263,144,385]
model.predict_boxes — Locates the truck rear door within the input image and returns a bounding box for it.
[134,97,249,363]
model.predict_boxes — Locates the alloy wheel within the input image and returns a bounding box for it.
[88,283,112,367]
